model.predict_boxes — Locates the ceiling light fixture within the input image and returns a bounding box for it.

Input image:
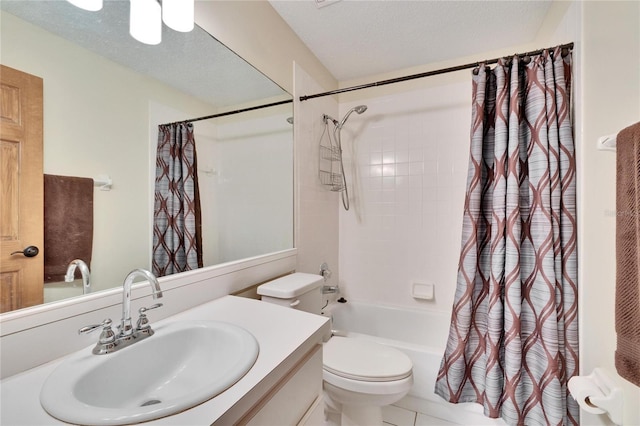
[66,0,195,45]
[66,0,103,12]
[129,0,162,45]
[162,0,195,33]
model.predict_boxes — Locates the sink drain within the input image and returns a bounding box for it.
[140,399,162,407]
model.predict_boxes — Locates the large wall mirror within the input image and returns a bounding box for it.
[0,1,293,313]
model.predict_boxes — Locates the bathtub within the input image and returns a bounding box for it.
[326,301,505,425]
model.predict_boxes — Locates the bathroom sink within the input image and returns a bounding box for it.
[40,320,259,425]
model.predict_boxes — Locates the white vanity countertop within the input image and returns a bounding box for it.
[0,295,330,425]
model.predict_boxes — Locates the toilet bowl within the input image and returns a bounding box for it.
[257,273,414,426]
[322,336,413,425]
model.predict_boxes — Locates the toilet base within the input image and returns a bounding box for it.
[341,405,383,426]
[322,345,413,426]
[323,388,386,426]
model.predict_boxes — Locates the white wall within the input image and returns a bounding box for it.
[293,63,340,295]
[208,109,294,264]
[579,2,640,425]
[542,2,640,424]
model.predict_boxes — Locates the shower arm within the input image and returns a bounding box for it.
[322,114,339,127]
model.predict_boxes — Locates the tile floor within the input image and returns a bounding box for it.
[382,404,457,426]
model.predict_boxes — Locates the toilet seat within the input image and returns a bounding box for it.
[257,274,415,424]
[323,337,412,382]
[323,368,414,397]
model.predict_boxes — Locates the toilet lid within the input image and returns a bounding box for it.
[323,337,412,382]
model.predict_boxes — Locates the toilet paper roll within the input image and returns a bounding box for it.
[568,375,607,415]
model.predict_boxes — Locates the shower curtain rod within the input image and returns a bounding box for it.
[162,98,293,126]
[299,42,574,102]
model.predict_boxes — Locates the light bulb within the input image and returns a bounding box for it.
[129,0,162,45]
[162,0,194,33]
[66,0,103,12]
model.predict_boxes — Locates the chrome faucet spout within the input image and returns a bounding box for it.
[80,268,164,355]
[65,259,91,294]
[120,269,163,337]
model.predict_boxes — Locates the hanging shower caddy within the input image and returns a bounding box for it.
[318,114,345,192]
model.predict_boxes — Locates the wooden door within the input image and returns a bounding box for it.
[0,65,44,313]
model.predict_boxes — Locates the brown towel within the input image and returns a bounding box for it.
[43,175,94,282]
[615,121,640,387]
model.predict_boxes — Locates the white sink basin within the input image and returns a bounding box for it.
[40,320,259,425]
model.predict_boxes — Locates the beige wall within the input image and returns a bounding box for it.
[580,2,640,425]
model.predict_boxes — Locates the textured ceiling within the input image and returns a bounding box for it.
[269,0,554,81]
[0,0,288,109]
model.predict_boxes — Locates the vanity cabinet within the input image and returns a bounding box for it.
[239,344,323,425]
[0,296,330,426]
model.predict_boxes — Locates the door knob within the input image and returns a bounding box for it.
[11,245,39,257]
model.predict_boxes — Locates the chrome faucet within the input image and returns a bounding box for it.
[119,268,163,338]
[79,268,163,355]
[65,259,91,294]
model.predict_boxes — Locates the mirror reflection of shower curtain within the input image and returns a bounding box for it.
[152,122,203,277]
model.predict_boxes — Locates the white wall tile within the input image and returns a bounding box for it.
[338,80,471,312]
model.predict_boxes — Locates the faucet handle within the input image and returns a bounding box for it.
[136,303,163,332]
[79,319,117,355]
[139,303,163,315]
[79,318,113,335]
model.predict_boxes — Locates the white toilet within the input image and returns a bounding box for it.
[258,273,413,426]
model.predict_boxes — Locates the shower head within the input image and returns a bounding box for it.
[338,104,368,129]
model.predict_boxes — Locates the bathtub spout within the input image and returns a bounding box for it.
[322,285,339,294]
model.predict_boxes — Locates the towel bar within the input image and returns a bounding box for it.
[597,134,617,151]
[94,175,112,191]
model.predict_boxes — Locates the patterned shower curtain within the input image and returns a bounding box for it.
[435,47,578,426]
[152,122,202,277]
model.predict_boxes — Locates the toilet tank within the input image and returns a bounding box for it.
[258,273,324,315]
